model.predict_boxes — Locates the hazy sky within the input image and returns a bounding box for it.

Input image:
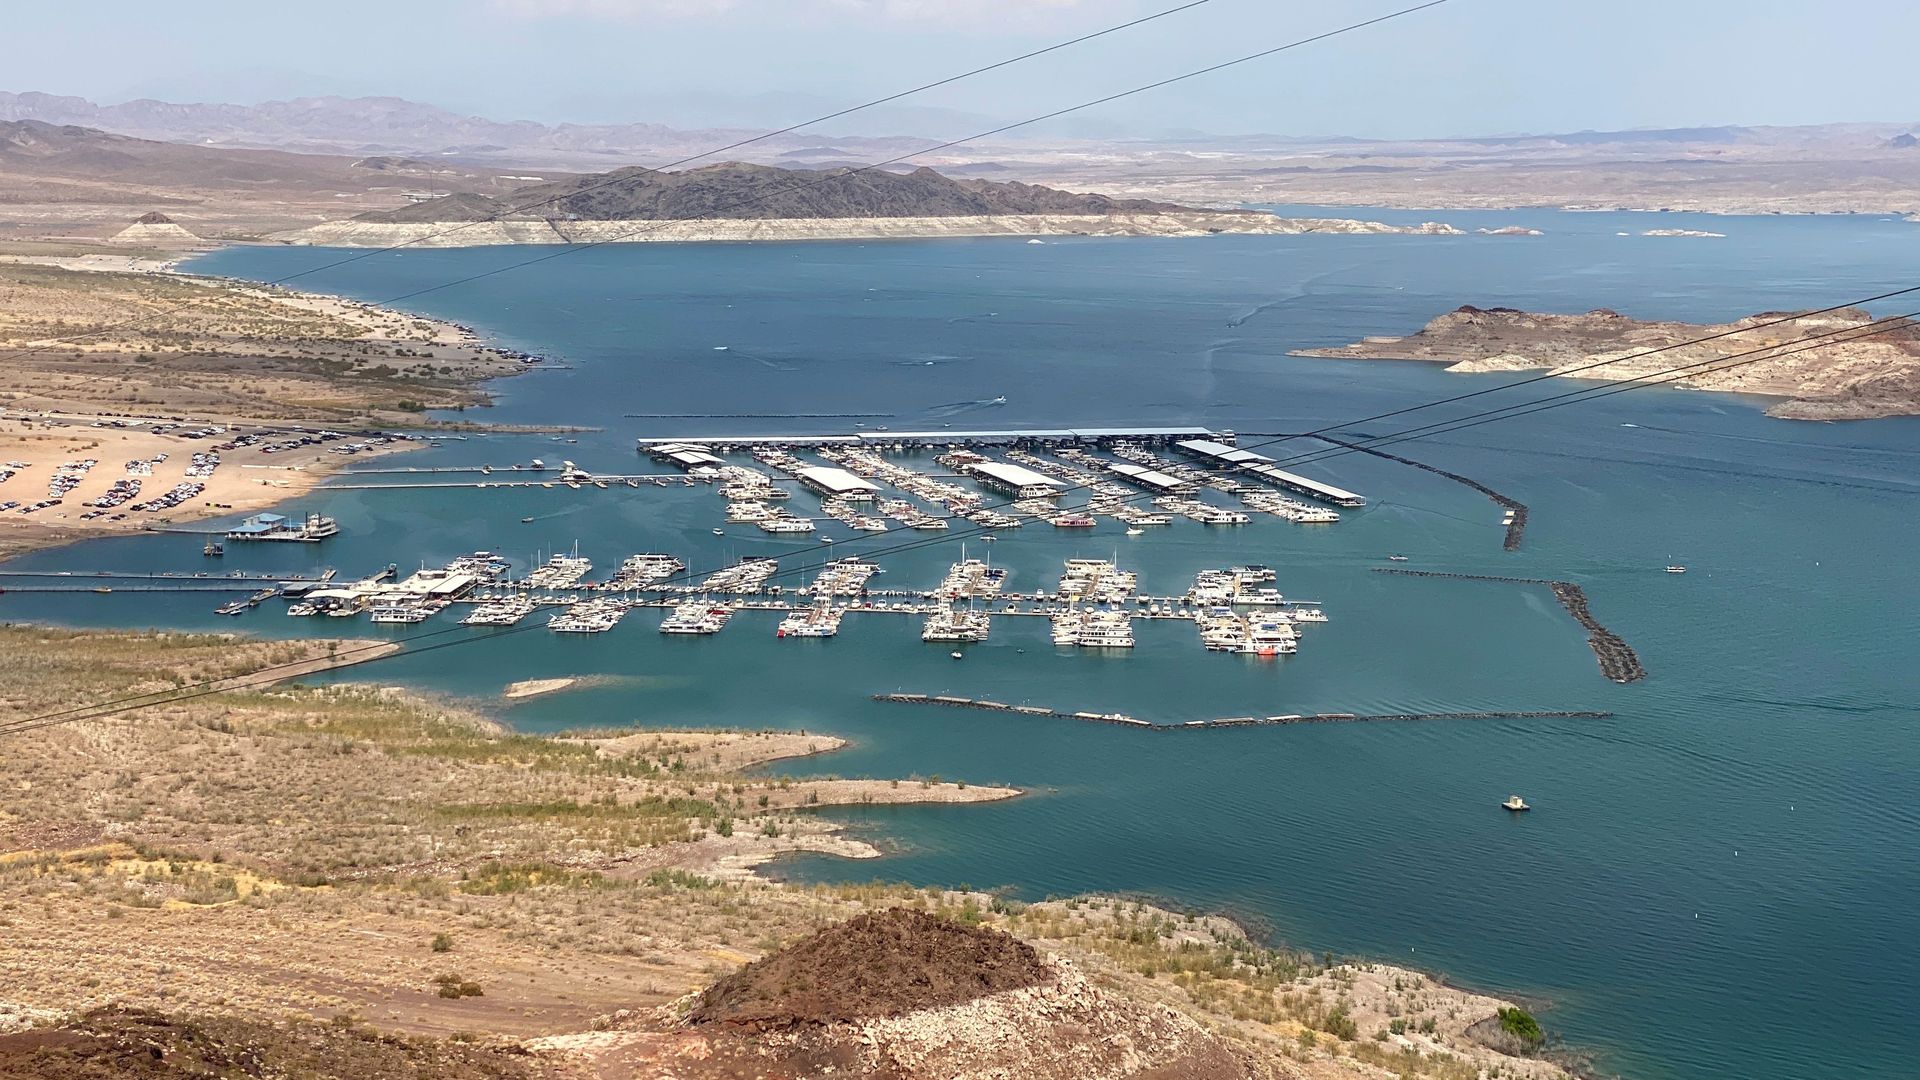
[11,0,1919,139]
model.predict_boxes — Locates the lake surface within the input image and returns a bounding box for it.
[10,207,1918,1079]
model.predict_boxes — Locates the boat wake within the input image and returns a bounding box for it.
[924,396,1009,418]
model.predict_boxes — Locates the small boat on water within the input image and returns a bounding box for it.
[712,527,725,536]
[521,517,535,524]
[950,650,964,659]
[202,539,224,557]
[1665,565,1688,574]
[1125,528,1144,536]
[1387,554,1410,562]
[1502,795,1531,812]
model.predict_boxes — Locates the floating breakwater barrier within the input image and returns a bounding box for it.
[873,693,1611,730]
[1373,568,1646,683]
[1297,433,1530,550]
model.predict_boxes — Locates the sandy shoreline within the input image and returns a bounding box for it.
[269,210,1475,247]
[0,251,537,558]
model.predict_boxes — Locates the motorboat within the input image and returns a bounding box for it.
[1502,795,1531,812]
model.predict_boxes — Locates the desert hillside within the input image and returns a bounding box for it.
[1295,304,1920,419]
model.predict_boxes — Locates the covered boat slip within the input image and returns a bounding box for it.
[1173,439,1366,507]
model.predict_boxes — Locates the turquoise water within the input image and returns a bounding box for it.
[7,208,1918,1078]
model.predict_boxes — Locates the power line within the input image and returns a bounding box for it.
[0,0,1217,371]
[5,297,1911,738]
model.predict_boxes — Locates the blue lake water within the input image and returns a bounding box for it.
[7,207,1918,1078]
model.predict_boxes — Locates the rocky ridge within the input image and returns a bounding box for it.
[1296,304,1920,419]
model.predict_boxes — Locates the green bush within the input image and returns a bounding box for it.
[1320,1005,1358,1041]
[430,932,453,953]
[1498,1006,1545,1049]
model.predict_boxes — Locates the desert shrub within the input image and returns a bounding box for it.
[1498,1006,1544,1049]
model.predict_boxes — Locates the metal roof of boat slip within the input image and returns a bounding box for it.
[794,466,880,494]
[966,460,1066,489]
[1107,461,1188,491]
[1174,439,1366,506]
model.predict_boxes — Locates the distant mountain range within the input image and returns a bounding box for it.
[9,89,1916,170]
[0,91,930,169]
[0,117,531,195]
[359,162,1185,223]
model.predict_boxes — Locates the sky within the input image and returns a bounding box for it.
[9,0,1920,140]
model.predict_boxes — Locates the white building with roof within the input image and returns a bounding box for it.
[795,465,880,500]
[964,460,1067,499]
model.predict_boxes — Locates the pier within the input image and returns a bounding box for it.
[873,693,1611,730]
[1374,569,1646,683]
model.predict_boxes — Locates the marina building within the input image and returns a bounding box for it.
[1174,439,1366,507]
[224,512,339,542]
[965,460,1067,499]
[795,465,880,500]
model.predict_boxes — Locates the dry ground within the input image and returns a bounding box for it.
[0,257,538,554]
[0,261,522,422]
[0,625,1576,1080]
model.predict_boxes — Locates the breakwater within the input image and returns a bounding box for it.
[1373,569,1646,683]
[874,693,1610,730]
[1304,434,1530,549]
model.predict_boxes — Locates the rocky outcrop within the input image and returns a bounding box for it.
[107,212,203,246]
[578,909,1260,1080]
[1295,304,1920,419]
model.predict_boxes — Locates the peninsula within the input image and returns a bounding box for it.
[1295,304,1920,419]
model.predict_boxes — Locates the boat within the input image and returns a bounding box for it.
[1665,565,1688,574]
[1125,528,1144,536]
[521,516,535,523]
[950,650,964,659]
[660,601,733,635]
[369,603,433,624]
[1386,554,1410,562]
[462,596,536,627]
[757,516,816,534]
[1502,795,1531,812]
[712,527,725,536]
[202,539,224,557]
[1241,617,1298,657]
[923,607,991,643]
[778,602,842,638]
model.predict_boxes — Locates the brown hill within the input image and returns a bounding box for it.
[689,908,1051,1030]
[360,161,1193,224]
[0,120,557,240]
